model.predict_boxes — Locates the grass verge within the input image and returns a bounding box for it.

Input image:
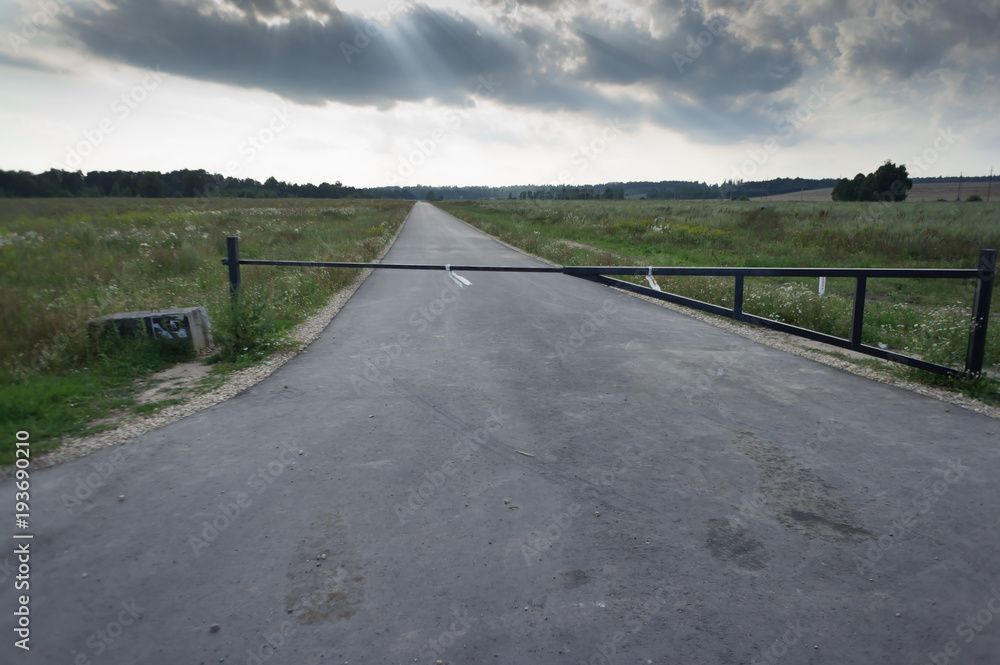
[1,198,412,463]
[0,336,194,464]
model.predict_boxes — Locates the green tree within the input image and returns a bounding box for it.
[832,163,911,202]
[832,173,865,201]
[858,160,912,202]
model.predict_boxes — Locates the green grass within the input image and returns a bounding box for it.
[1,197,412,463]
[437,199,1000,401]
[0,336,194,464]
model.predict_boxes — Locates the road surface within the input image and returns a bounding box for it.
[3,201,999,664]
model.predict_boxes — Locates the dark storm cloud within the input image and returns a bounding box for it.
[52,0,999,140]
[570,7,801,96]
[58,0,513,107]
[839,0,1000,80]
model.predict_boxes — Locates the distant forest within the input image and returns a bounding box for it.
[0,168,992,202]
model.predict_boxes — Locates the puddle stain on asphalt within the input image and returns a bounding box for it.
[285,512,366,624]
[732,430,871,542]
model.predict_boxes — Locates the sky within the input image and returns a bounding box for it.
[1,0,998,188]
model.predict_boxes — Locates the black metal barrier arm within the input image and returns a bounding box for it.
[222,236,995,378]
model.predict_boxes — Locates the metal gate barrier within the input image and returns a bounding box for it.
[223,236,996,379]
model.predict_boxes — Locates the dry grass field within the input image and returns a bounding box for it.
[0,197,411,463]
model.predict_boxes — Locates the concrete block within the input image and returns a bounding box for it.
[90,307,213,352]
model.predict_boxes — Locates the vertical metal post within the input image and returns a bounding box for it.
[966,249,997,375]
[226,236,241,301]
[851,276,867,350]
[733,274,744,317]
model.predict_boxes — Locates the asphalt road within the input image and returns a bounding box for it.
[3,201,999,665]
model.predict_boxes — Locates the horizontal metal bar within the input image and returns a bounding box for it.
[591,274,965,378]
[221,258,564,273]
[564,266,978,279]
[221,258,978,280]
[584,274,736,318]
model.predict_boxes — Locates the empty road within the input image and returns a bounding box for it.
[3,201,999,664]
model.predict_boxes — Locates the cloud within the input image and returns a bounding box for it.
[50,0,1000,144]
[833,0,1000,82]
[59,0,581,113]
[0,52,68,73]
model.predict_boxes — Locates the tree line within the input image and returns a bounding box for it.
[0,167,983,202]
[0,169,419,200]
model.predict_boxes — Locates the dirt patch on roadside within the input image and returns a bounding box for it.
[552,238,625,261]
[554,239,595,251]
[137,361,213,404]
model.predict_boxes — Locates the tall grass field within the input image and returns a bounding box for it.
[1,198,411,463]
[437,199,1000,390]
